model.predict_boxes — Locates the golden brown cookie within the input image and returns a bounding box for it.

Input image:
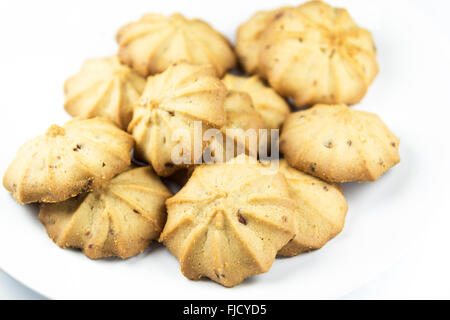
[116,13,236,77]
[39,166,172,259]
[236,1,378,107]
[222,74,290,130]
[205,90,266,164]
[235,7,289,75]
[183,91,266,183]
[280,104,400,182]
[160,154,296,287]
[277,159,347,256]
[127,62,227,177]
[3,118,134,204]
[64,56,146,129]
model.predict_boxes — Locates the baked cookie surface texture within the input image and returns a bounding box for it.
[127,62,227,177]
[280,104,400,182]
[64,56,146,129]
[205,90,266,164]
[39,166,172,259]
[160,155,296,287]
[3,118,134,204]
[222,74,290,130]
[236,1,378,107]
[277,159,347,256]
[117,13,236,77]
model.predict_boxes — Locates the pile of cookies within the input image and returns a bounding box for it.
[3,1,400,287]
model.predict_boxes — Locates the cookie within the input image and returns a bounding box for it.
[277,159,347,256]
[205,90,266,164]
[64,56,146,129]
[160,154,296,287]
[235,7,288,75]
[116,13,236,77]
[181,91,266,186]
[236,1,378,107]
[127,62,227,176]
[222,74,290,130]
[3,118,134,204]
[280,104,400,182]
[39,166,172,259]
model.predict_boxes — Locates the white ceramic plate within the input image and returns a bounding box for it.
[0,0,449,299]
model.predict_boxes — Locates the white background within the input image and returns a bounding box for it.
[0,0,449,299]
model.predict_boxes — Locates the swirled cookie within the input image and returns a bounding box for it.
[222,74,290,130]
[117,13,236,77]
[277,159,347,256]
[235,6,289,75]
[280,104,400,182]
[160,154,295,287]
[205,91,266,164]
[64,56,146,129]
[39,166,172,259]
[3,118,134,204]
[127,62,227,177]
[177,91,266,186]
[236,1,378,107]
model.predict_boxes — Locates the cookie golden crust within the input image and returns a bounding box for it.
[187,90,266,178]
[235,7,289,75]
[39,166,172,259]
[127,63,227,177]
[222,74,290,130]
[277,159,347,256]
[206,90,266,163]
[280,104,400,182]
[116,13,236,77]
[236,1,378,107]
[64,56,146,129]
[222,91,265,136]
[160,155,296,287]
[3,118,134,204]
